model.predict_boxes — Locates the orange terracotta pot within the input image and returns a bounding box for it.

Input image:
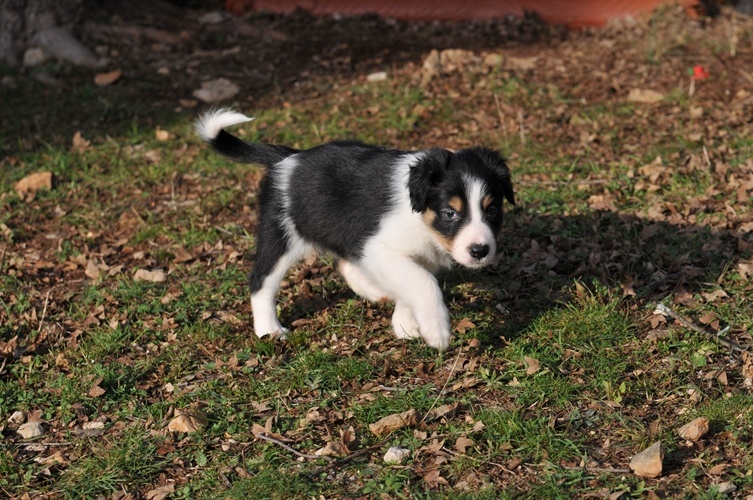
[226,0,699,27]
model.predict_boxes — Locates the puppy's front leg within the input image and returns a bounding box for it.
[366,255,451,350]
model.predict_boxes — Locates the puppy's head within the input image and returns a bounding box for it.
[409,147,515,268]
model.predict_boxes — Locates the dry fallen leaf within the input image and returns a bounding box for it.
[425,402,458,422]
[14,171,53,200]
[72,131,91,152]
[423,468,449,488]
[369,409,417,437]
[35,451,68,466]
[455,317,476,334]
[627,88,664,104]
[454,435,474,454]
[133,269,167,282]
[94,69,122,86]
[315,441,349,457]
[145,484,174,500]
[524,356,541,375]
[167,410,207,433]
[742,352,753,387]
[702,290,728,303]
[88,385,106,398]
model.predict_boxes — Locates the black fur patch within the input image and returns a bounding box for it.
[287,142,403,259]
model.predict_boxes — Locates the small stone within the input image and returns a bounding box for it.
[383,446,411,464]
[23,48,47,67]
[193,78,240,104]
[366,71,388,82]
[629,441,663,478]
[711,482,736,495]
[8,411,26,425]
[677,417,709,442]
[17,422,45,439]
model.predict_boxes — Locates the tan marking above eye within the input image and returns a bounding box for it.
[448,196,464,212]
[482,194,493,210]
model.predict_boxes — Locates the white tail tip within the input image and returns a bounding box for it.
[195,108,254,141]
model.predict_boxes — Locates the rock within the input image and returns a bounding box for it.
[677,417,709,442]
[17,422,45,439]
[366,71,387,82]
[384,446,412,464]
[710,482,736,495]
[629,441,663,478]
[32,27,104,68]
[193,78,240,104]
[23,48,47,66]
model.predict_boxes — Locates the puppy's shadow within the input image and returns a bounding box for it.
[277,209,750,348]
[444,209,752,348]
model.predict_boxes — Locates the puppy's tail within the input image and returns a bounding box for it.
[195,108,298,166]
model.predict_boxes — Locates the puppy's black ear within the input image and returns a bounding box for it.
[472,147,515,206]
[408,148,451,212]
[498,161,515,206]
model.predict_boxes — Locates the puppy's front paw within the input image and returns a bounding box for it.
[255,326,289,340]
[420,326,451,351]
[269,328,289,341]
[415,306,451,351]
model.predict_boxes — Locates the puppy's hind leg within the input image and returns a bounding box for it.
[337,259,388,302]
[392,302,420,340]
[250,221,311,339]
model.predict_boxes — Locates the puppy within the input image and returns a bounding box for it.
[196,109,514,350]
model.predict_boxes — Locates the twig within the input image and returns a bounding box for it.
[441,447,516,474]
[0,246,7,275]
[517,109,526,145]
[559,464,631,474]
[303,442,385,478]
[493,93,508,141]
[256,432,333,463]
[516,179,608,187]
[37,287,55,336]
[420,348,463,426]
[654,303,748,353]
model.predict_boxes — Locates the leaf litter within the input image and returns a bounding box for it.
[1,2,753,498]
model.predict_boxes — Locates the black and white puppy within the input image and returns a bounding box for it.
[197,109,515,350]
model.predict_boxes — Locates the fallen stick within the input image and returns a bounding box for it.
[654,303,748,353]
[303,442,385,478]
[256,432,333,463]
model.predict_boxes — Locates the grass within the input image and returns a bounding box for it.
[2,6,753,499]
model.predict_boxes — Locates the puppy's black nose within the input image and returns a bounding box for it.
[469,244,489,260]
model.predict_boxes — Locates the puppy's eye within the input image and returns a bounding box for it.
[442,209,459,223]
[485,206,499,219]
